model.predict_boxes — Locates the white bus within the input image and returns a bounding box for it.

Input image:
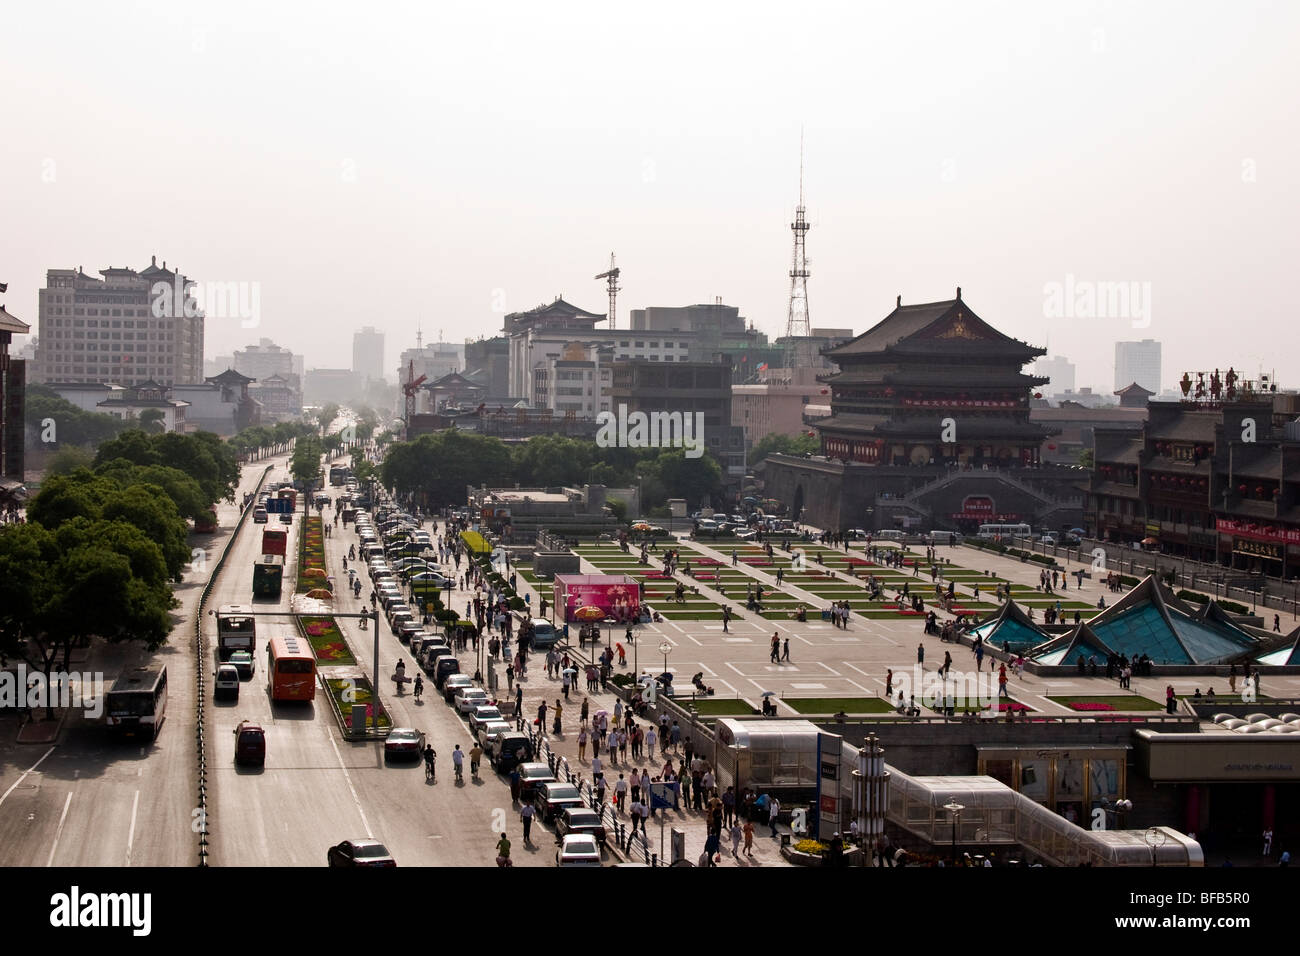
[977,523,1031,540]
[105,665,168,740]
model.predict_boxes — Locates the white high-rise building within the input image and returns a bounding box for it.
[1114,339,1162,394]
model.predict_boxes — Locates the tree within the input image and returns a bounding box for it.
[291,435,324,486]
[512,435,597,487]
[749,432,819,466]
[651,449,723,510]
[1078,448,1095,469]
[25,385,128,447]
[0,519,173,718]
[45,446,97,476]
[94,430,239,507]
[381,431,513,508]
[95,461,208,519]
[137,408,167,434]
[316,403,340,433]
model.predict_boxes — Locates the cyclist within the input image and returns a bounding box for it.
[423,744,436,781]
[469,743,483,779]
[413,675,424,700]
[495,832,513,868]
[452,744,464,782]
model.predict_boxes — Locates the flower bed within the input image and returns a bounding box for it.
[299,615,357,665]
[324,676,391,733]
[1066,701,1116,712]
[297,515,326,593]
[460,529,491,554]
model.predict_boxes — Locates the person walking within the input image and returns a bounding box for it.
[782,638,791,662]
[615,773,628,813]
[917,642,925,670]
[885,669,893,697]
[730,820,744,858]
[768,796,781,838]
[580,696,589,727]
[520,802,535,844]
[577,727,588,761]
[770,633,781,663]
[722,605,731,633]
[743,819,755,856]
[998,663,1008,698]
[645,725,657,758]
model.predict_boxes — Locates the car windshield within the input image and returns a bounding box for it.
[568,811,600,826]
[565,837,598,853]
[474,708,502,720]
[352,843,390,859]
[391,730,419,741]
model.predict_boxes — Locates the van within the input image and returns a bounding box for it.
[876,529,906,541]
[530,619,559,649]
[421,644,453,671]
[214,664,241,701]
[432,655,461,688]
[488,731,534,773]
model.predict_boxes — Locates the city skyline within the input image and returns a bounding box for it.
[4,1,1298,394]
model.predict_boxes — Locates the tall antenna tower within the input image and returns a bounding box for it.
[783,132,811,369]
[595,253,621,329]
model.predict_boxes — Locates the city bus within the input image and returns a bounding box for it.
[252,554,285,600]
[976,523,1032,541]
[216,604,257,660]
[266,633,317,701]
[105,665,168,740]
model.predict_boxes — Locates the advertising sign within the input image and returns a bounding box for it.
[553,575,642,623]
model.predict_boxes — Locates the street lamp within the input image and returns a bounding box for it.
[944,797,965,864]
[659,640,672,692]
[1099,797,1133,831]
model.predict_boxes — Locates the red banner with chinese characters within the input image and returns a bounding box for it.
[1216,519,1300,546]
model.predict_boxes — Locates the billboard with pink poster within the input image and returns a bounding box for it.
[553,574,643,623]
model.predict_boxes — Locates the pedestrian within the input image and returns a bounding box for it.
[1165,684,1176,714]
[722,785,736,827]
[509,767,521,802]
[782,638,791,662]
[885,668,893,696]
[520,803,535,844]
[999,664,1009,698]
[917,642,925,669]
[615,773,628,813]
[743,819,755,856]
[770,633,780,663]
[591,753,603,781]
[580,696,589,727]
[578,727,588,761]
[562,671,571,701]
[1264,828,1274,857]
[768,796,781,838]
[730,820,743,858]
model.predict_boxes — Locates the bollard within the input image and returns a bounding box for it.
[651,853,658,867]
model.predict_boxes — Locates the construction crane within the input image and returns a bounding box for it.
[594,252,620,328]
[402,359,426,431]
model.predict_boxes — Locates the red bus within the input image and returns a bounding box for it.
[266,633,317,701]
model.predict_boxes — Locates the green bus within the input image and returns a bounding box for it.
[253,554,285,599]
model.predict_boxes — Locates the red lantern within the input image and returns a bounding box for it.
[1047,444,1057,451]
[820,388,829,395]
[1257,485,1266,497]
[1238,484,1247,494]
[1034,392,1043,399]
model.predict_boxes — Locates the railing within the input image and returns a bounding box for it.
[194,464,273,866]
[529,731,659,866]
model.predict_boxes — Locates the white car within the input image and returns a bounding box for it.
[454,687,490,714]
[735,529,758,541]
[557,833,602,867]
[467,705,504,736]
[476,719,513,748]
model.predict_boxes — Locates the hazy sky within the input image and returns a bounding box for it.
[3,0,1298,393]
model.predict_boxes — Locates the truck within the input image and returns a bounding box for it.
[261,528,288,557]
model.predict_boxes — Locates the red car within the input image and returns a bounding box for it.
[234,721,265,766]
[384,728,426,760]
[327,839,396,867]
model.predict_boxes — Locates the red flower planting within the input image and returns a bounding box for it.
[1067,701,1116,712]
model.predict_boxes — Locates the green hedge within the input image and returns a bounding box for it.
[1175,589,1249,614]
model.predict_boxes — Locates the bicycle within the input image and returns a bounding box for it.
[424,752,436,781]
[454,761,464,783]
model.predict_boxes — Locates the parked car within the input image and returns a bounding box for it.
[556,807,606,847]
[734,529,757,541]
[384,727,426,760]
[327,839,396,867]
[556,833,602,867]
[475,720,513,749]
[534,782,585,823]
[486,731,533,772]
[454,688,490,715]
[467,705,503,737]
[214,664,240,701]
[234,721,265,766]
[396,621,423,644]
[516,762,557,802]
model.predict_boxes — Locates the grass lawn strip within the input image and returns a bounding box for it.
[784,696,896,715]
[1046,694,1164,712]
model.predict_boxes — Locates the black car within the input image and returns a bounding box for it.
[516,762,557,802]
[327,839,396,867]
[533,781,585,823]
[556,807,607,847]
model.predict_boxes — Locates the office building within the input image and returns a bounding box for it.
[1115,339,1162,394]
[353,326,385,385]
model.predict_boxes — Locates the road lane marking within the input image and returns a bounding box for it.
[324,721,373,836]
[790,683,827,690]
[125,790,139,866]
[47,792,73,867]
[0,746,56,811]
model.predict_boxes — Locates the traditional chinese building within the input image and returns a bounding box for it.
[763,290,1083,532]
[1090,384,1300,577]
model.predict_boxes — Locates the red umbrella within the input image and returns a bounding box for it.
[574,605,605,622]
